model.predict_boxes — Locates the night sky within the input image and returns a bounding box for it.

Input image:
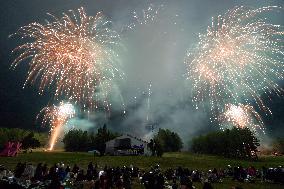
[0,0,284,140]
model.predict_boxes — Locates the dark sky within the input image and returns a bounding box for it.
[0,0,284,139]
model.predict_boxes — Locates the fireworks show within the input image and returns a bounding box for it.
[0,1,284,188]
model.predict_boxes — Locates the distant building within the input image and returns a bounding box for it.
[105,134,151,156]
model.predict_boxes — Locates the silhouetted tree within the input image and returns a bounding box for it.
[63,124,118,154]
[21,132,41,150]
[272,138,284,154]
[0,128,47,150]
[63,130,91,151]
[91,124,118,156]
[153,128,183,154]
[155,139,164,157]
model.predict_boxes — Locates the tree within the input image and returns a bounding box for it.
[63,130,91,152]
[147,139,155,156]
[0,130,8,150]
[33,132,49,147]
[272,138,284,154]
[0,128,47,150]
[21,132,41,150]
[63,124,118,154]
[153,128,183,154]
[191,127,260,159]
[91,124,118,155]
[154,138,164,157]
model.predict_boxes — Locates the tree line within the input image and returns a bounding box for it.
[3,126,281,160]
[191,127,260,159]
[272,138,284,154]
[0,127,48,150]
[148,128,183,157]
[63,124,119,155]
[63,126,184,156]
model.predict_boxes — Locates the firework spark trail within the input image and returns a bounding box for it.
[146,81,152,122]
[37,102,75,151]
[125,4,163,31]
[11,7,123,109]
[219,103,265,134]
[186,6,284,115]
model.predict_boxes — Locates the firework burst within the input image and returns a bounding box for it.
[186,6,284,113]
[11,7,122,109]
[219,103,265,134]
[38,102,75,150]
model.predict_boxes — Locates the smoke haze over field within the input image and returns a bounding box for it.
[0,0,284,146]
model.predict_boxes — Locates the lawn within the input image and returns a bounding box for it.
[0,151,283,189]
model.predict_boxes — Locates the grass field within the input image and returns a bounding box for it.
[0,152,283,189]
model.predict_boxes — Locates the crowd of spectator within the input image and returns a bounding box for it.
[0,162,283,189]
[0,162,137,189]
[141,164,284,188]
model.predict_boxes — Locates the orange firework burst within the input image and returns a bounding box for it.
[37,102,75,151]
[11,7,122,109]
[186,6,284,113]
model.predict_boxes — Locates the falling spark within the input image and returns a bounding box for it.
[186,6,284,114]
[38,102,75,151]
[11,7,122,109]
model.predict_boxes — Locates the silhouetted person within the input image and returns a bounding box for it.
[34,163,43,181]
[203,182,213,189]
[72,164,79,174]
[48,176,62,189]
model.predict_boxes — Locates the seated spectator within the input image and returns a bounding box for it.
[22,163,35,180]
[14,162,25,178]
[72,164,80,174]
[76,169,85,181]
[0,166,6,180]
[48,176,62,189]
[42,164,49,179]
[203,181,213,189]
[172,178,178,189]
[83,175,95,189]
[34,163,43,181]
